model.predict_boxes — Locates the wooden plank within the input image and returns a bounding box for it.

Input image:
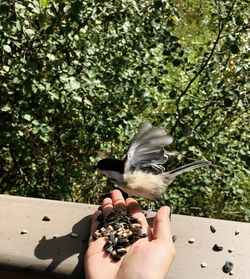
[0,194,249,279]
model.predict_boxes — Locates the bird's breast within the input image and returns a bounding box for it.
[121,171,166,200]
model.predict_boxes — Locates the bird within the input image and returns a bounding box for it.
[97,123,211,201]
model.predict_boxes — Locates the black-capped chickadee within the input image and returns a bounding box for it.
[97,123,211,201]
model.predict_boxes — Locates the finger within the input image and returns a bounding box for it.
[126,198,152,239]
[153,206,173,242]
[102,197,113,218]
[111,189,126,214]
[126,198,146,222]
[111,189,126,208]
[90,210,102,235]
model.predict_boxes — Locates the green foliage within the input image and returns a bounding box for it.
[0,0,249,221]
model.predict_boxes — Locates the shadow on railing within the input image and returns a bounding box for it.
[34,215,91,277]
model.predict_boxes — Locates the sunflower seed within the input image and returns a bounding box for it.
[107,225,114,231]
[223,261,233,273]
[235,229,240,235]
[106,212,116,222]
[120,240,130,247]
[116,207,127,216]
[131,223,142,228]
[228,248,234,253]
[116,248,127,256]
[201,262,208,268]
[122,223,129,229]
[93,231,102,239]
[42,216,50,221]
[188,238,195,244]
[70,232,78,238]
[111,251,121,261]
[103,241,114,253]
[97,223,104,230]
[212,244,223,252]
[110,232,116,243]
[172,235,177,243]
[113,222,122,230]
[117,235,127,242]
[139,233,147,238]
[130,236,140,243]
[100,227,106,233]
[20,229,28,235]
[210,225,216,233]
[130,216,139,223]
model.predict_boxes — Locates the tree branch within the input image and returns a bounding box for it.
[170,0,237,134]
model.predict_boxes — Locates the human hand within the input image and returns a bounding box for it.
[84,189,176,279]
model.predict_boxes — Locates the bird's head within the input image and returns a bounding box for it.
[97,158,125,185]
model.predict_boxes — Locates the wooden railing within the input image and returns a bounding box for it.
[0,194,249,279]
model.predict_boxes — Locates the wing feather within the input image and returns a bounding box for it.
[125,123,173,172]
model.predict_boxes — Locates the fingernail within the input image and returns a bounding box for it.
[164,206,171,220]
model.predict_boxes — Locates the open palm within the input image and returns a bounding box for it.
[84,190,176,279]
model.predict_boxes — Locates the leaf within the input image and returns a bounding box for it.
[1,104,11,112]
[39,0,49,9]
[69,77,81,90]
[3,44,11,53]
[72,95,82,102]
[23,114,32,121]
[235,16,244,26]
[84,98,92,107]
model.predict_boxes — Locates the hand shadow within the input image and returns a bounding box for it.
[34,215,91,278]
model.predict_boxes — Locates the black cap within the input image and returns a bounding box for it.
[97,158,125,173]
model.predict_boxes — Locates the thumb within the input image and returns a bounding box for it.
[153,206,173,243]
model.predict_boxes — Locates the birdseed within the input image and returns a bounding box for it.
[210,225,216,233]
[223,261,233,273]
[201,262,208,268]
[235,229,240,235]
[188,238,195,244]
[42,216,50,221]
[172,235,177,243]
[212,244,223,252]
[92,208,147,261]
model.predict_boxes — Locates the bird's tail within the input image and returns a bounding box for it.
[165,160,211,178]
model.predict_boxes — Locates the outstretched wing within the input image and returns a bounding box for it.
[124,123,173,173]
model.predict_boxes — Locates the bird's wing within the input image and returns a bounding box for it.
[124,123,173,173]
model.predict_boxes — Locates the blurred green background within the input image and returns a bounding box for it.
[1,0,249,221]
